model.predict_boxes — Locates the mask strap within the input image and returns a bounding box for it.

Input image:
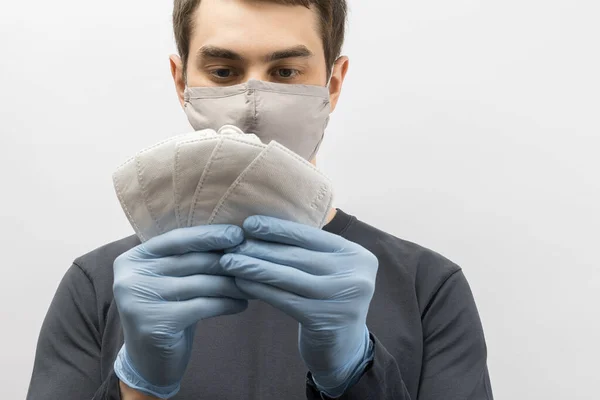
[326,67,335,87]
[327,57,341,87]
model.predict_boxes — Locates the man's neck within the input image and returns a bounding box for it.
[325,207,338,225]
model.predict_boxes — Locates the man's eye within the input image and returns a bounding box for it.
[211,68,235,79]
[275,69,299,79]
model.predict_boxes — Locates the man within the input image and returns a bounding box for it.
[27,0,493,399]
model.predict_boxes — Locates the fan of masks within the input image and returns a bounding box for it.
[112,125,334,242]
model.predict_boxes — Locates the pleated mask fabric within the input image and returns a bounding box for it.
[188,135,265,227]
[209,141,334,229]
[113,126,334,242]
[173,134,221,228]
[113,132,205,242]
[183,79,331,161]
[134,132,203,236]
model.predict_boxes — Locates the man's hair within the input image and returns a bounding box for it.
[173,0,348,78]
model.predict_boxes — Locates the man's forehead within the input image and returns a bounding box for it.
[190,0,324,56]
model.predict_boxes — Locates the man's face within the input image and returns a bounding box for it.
[171,0,348,111]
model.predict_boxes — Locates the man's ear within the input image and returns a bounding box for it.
[328,56,350,113]
[170,54,186,108]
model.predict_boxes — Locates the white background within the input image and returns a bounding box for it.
[1,1,598,399]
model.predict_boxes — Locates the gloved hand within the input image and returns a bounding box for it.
[221,216,378,397]
[113,225,248,399]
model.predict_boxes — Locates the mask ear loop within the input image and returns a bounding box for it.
[313,60,340,161]
[309,65,336,161]
[326,67,335,87]
[326,56,344,87]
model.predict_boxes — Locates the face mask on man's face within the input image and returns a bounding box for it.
[182,79,331,161]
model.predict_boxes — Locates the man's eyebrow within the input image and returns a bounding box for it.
[197,46,243,61]
[195,45,313,64]
[265,45,314,62]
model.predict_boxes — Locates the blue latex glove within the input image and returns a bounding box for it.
[113,225,248,399]
[221,216,378,397]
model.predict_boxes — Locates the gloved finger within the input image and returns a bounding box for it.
[220,253,331,298]
[154,275,251,301]
[168,297,249,329]
[234,278,315,325]
[242,216,349,253]
[138,225,244,258]
[153,252,227,277]
[225,239,338,276]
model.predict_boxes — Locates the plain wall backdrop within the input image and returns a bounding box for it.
[1,0,598,399]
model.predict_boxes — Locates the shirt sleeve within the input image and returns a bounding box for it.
[418,269,493,399]
[26,263,122,400]
[306,269,493,400]
[306,334,412,399]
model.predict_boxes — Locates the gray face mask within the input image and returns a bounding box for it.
[183,79,331,161]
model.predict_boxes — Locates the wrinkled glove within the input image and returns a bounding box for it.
[113,225,248,399]
[221,216,378,397]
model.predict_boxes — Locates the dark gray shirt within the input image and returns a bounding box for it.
[27,209,493,399]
